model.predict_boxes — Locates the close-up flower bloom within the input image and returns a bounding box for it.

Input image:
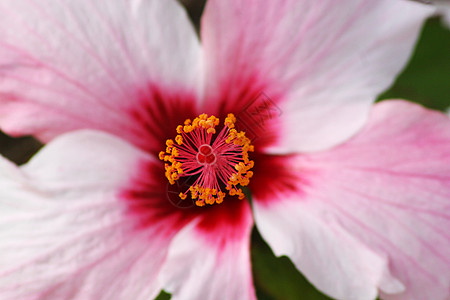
[0,0,449,299]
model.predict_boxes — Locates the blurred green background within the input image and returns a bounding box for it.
[0,1,449,299]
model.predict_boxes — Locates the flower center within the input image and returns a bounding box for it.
[159,113,254,207]
[196,144,216,165]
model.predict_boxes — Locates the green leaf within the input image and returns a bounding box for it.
[154,290,171,300]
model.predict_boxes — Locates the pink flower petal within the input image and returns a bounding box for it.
[201,0,433,153]
[159,199,256,300]
[252,101,450,300]
[117,139,257,299]
[0,131,176,299]
[0,0,201,148]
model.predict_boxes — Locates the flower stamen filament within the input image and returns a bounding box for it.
[159,113,254,206]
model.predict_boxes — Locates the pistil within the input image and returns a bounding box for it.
[159,113,254,206]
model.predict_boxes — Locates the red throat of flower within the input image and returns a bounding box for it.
[159,113,254,207]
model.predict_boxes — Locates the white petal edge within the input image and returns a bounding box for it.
[0,130,171,300]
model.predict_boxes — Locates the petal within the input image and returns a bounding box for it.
[159,198,256,300]
[201,0,433,153]
[0,131,174,299]
[428,0,450,27]
[437,1,450,27]
[252,101,450,300]
[0,0,201,149]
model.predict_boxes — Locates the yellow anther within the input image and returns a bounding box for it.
[175,135,183,145]
[235,162,245,172]
[217,192,225,204]
[166,139,174,147]
[240,177,250,186]
[159,151,165,160]
[225,113,237,128]
[196,200,205,207]
[229,173,238,182]
[160,112,254,207]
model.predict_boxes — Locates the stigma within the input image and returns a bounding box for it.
[159,113,254,207]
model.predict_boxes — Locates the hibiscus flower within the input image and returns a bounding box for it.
[0,0,448,299]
